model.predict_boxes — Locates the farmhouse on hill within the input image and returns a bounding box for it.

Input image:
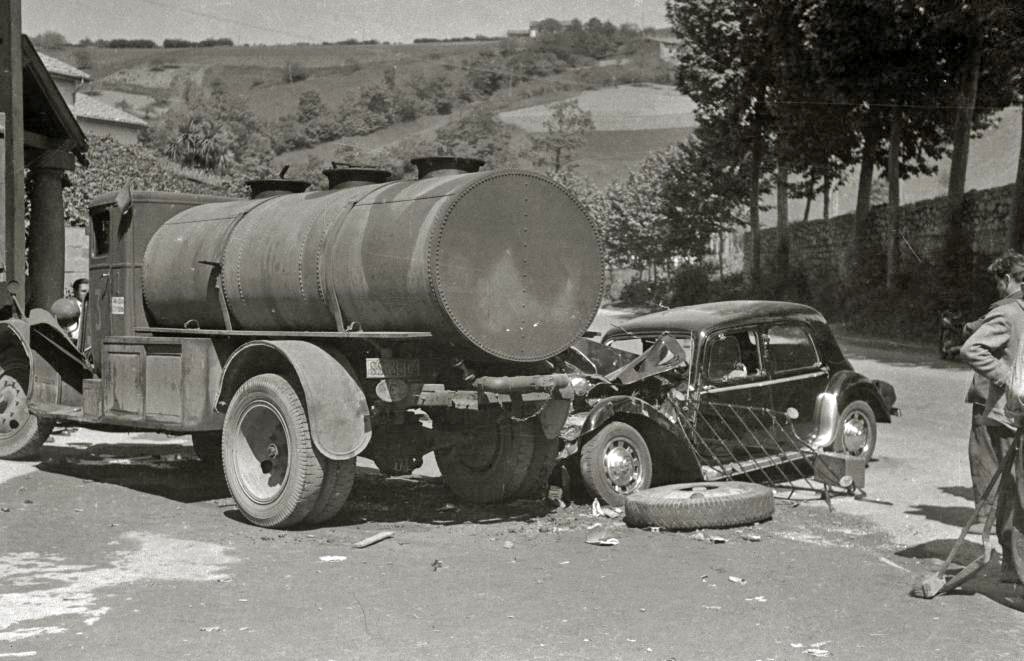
[36,52,147,144]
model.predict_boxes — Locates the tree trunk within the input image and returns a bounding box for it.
[802,178,813,224]
[823,174,831,221]
[775,162,789,296]
[852,119,881,276]
[886,116,902,291]
[748,135,763,292]
[1009,106,1024,250]
[945,44,981,275]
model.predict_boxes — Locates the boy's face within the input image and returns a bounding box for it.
[75,283,89,302]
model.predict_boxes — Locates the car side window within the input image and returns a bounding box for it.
[764,324,819,374]
[705,329,763,385]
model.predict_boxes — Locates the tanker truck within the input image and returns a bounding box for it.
[0,157,605,528]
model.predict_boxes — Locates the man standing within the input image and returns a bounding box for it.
[68,278,88,342]
[963,253,1024,530]
[961,250,1024,584]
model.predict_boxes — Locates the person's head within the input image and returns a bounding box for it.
[987,251,1024,298]
[72,278,89,302]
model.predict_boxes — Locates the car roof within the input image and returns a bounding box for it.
[604,300,827,338]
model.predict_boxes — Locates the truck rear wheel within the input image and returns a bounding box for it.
[0,373,54,460]
[435,419,533,503]
[222,374,324,528]
[511,421,558,500]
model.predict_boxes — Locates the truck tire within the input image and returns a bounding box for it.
[580,422,653,507]
[833,400,877,462]
[191,431,222,468]
[0,373,54,460]
[435,419,533,504]
[222,374,324,528]
[625,482,774,531]
[510,421,558,500]
[304,458,357,525]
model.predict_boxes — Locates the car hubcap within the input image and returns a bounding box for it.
[842,411,869,455]
[603,438,643,493]
[236,401,290,503]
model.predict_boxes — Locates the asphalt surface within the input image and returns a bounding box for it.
[3,317,1024,659]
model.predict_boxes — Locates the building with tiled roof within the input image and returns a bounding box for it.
[38,52,147,144]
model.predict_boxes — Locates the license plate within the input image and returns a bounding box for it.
[366,357,420,379]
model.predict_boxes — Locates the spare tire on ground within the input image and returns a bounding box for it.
[624,482,774,531]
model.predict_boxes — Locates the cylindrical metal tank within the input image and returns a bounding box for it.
[142,169,604,362]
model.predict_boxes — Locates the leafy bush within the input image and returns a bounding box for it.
[62,135,244,227]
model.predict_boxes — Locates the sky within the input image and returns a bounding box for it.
[23,0,671,45]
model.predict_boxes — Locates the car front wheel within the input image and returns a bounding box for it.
[833,400,877,462]
[580,421,653,507]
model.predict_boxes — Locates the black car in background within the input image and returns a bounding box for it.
[561,301,898,506]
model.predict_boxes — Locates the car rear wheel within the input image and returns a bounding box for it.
[580,421,653,507]
[833,400,877,462]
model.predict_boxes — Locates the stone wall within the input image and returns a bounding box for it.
[744,184,1014,314]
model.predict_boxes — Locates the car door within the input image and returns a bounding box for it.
[693,327,773,463]
[762,322,828,441]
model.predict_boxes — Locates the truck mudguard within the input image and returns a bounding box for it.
[219,340,371,460]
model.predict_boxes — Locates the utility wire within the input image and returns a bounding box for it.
[131,0,327,43]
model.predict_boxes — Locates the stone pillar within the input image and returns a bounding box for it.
[27,150,74,310]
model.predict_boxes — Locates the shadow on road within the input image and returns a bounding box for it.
[897,538,1024,612]
[37,445,559,527]
[904,502,979,529]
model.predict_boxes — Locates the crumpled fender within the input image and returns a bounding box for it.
[219,340,371,460]
[581,395,677,437]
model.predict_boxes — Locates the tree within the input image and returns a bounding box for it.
[32,31,68,49]
[142,83,273,175]
[604,142,746,276]
[526,100,595,173]
[435,109,513,168]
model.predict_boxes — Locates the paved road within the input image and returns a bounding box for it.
[3,324,1024,659]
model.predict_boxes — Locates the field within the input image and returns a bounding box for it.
[46,40,1023,210]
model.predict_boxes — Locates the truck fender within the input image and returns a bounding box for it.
[218,340,371,460]
[825,370,892,424]
[580,395,703,484]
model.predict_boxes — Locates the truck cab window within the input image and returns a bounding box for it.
[91,209,110,257]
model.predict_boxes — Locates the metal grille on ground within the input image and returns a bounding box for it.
[669,400,859,509]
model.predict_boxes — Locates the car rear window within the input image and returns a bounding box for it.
[765,324,818,373]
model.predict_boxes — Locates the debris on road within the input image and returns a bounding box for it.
[728,576,747,585]
[438,503,458,512]
[431,559,444,571]
[744,596,767,603]
[709,535,727,544]
[591,498,623,518]
[353,531,394,548]
[741,533,762,542]
[199,626,222,633]
[803,649,832,657]
[318,555,348,563]
[503,540,515,549]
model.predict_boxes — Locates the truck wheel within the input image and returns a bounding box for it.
[304,458,357,525]
[625,482,774,530]
[191,431,222,468]
[511,421,558,500]
[833,400,877,462]
[435,420,533,503]
[580,422,653,507]
[222,374,324,528]
[0,373,54,460]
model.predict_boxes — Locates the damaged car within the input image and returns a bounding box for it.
[560,301,898,506]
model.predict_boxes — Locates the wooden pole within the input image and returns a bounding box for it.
[0,0,25,307]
